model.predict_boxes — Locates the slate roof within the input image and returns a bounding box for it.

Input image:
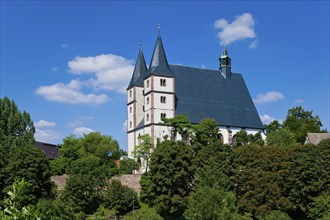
[170,65,264,129]
[127,48,147,90]
[144,35,174,78]
[35,141,59,159]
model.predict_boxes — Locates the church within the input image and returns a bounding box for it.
[127,31,265,155]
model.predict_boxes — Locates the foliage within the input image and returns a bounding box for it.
[184,186,252,220]
[308,193,330,220]
[260,210,292,220]
[265,120,282,134]
[125,205,163,220]
[193,118,219,151]
[3,144,54,204]
[234,145,292,217]
[233,130,249,146]
[0,96,35,151]
[118,158,138,175]
[131,134,154,172]
[0,178,40,220]
[266,128,296,147]
[194,142,234,191]
[161,114,193,139]
[55,132,120,177]
[283,106,322,144]
[103,180,138,215]
[59,174,105,214]
[288,144,330,216]
[141,140,195,219]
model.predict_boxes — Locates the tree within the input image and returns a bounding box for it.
[233,130,249,146]
[184,186,252,220]
[283,106,322,144]
[118,158,138,175]
[3,144,54,204]
[264,120,282,134]
[103,180,138,215]
[308,193,330,220]
[234,145,293,217]
[0,97,35,151]
[0,178,40,220]
[193,118,219,152]
[125,206,163,220]
[266,128,296,147]
[161,114,193,140]
[261,210,292,220]
[131,134,154,172]
[141,140,195,219]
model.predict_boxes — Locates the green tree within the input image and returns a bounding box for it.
[308,193,330,220]
[118,158,138,175]
[3,144,54,204]
[0,97,35,151]
[193,118,219,152]
[260,210,291,220]
[283,106,322,144]
[103,180,138,215]
[0,178,40,220]
[265,120,282,134]
[131,134,154,172]
[233,130,249,146]
[141,140,195,219]
[266,128,296,147]
[184,186,252,220]
[234,145,292,217]
[161,114,193,140]
[125,206,163,220]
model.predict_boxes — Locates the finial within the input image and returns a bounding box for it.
[139,38,142,48]
[158,22,161,35]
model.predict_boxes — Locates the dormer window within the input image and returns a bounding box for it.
[160,79,166,86]
[160,96,166,103]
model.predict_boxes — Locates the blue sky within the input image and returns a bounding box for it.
[1,1,329,151]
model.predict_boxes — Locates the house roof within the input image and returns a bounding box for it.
[144,35,174,78]
[35,141,59,159]
[127,47,147,90]
[170,64,264,129]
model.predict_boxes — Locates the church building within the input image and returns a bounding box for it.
[127,31,265,156]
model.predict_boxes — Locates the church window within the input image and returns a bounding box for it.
[129,90,132,97]
[161,113,166,119]
[129,106,132,113]
[217,133,224,143]
[130,121,132,128]
[160,96,166,103]
[147,97,149,105]
[147,114,149,121]
[143,105,145,111]
[160,79,166,86]
[147,80,150,88]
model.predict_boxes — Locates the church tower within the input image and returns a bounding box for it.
[219,47,231,79]
[127,46,147,150]
[143,31,175,144]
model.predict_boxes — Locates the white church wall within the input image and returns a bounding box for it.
[153,109,174,124]
[153,93,174,110]
[153,76,174,93]
[135,87,144,126]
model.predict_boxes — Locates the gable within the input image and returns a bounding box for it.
[170,65,264,129]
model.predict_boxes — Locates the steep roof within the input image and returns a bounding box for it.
[35,141,59,159]
[127,48,147,89]
[170,65,264,129]
[145,35,174,78]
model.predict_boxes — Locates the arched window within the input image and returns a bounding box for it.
[217,133,224,143]
[129,90,132,97]
[146,114,149,121]
[232,135,237,146]
[160,79,166,86]
[129,106,132,113]
[160,96,166,103]
[147,97,149,105]
[130,121,132,128]
[147,80,150,88]
[161,113,166,119]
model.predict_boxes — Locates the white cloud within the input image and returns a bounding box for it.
[73,127,95,136]
[260,114,283,125]
[68,54,134,93]
[35,79,109,105]
[61,43,68,48]
[35,120,57,128]
[294,99,304,103]
[253,91,285,104]
[122,120,127,132]
[51,66,59,72]
[67,116,94,128]
[249,39,258,49]
[214,13,257,46]
[35,128,62,144]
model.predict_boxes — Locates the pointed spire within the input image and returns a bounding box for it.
[145,31,173,78]
[127,46,147,89]
[221,46,229,58]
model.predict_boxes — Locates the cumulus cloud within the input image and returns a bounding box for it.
[253,91,285,104]
[36,79,109,105]
[73,127,95,136]
[35,120,57,128]
[260,114,283,125]
[68,54,134,93]
[214,13,257,46]
[294,99,304,103]
[35,128,62,144]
